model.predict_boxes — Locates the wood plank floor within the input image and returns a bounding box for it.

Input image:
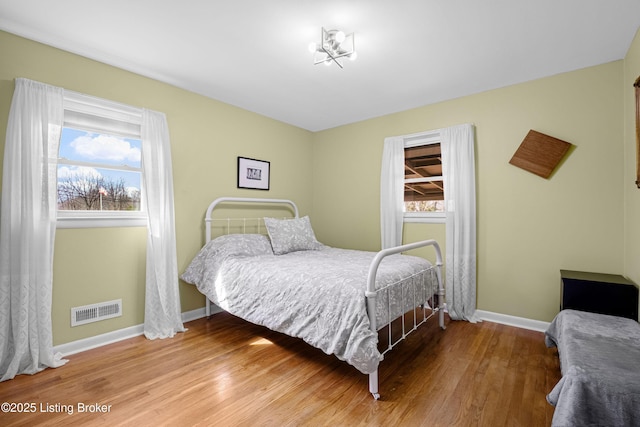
[0,313,561,427]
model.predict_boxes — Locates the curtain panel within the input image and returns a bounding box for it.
[380,137,405,249]
[141,110,186,339]
[0,78,67,381]
[441,123,478,322]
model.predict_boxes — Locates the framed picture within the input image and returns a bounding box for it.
[237,157,270,190]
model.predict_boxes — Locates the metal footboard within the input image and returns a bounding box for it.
[365,239,445,400]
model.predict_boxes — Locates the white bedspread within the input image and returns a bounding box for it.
[180,234,436,374]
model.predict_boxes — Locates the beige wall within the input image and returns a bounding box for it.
[624,29,640,286]
[0,31,314,345]
[312,61,625,322]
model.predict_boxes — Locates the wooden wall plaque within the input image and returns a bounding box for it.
[509,130,573,179]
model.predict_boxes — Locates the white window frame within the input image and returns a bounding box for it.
[403,130,445,224]
[57,91,146,229]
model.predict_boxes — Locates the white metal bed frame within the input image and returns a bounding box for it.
[203,196,445,399]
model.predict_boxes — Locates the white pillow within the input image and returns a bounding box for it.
[263,216,322,255]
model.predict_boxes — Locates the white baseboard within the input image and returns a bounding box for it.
[53,307,208,357]
[53,307,549,357]
[53,324,144,357]
[475,310,550,333]
[182,306,207,323]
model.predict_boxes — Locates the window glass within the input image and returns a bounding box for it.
[57,127,142,212]
[404,142,444,215]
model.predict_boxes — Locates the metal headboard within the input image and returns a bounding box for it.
[205,197,299,242]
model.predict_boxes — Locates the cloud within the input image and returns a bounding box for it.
[70,134,141,163]
[58,165,102,179]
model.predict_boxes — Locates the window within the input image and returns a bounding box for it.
[56,92,146,228]
[403,132,445,223]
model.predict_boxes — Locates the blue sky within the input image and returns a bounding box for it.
[58,127,142,190]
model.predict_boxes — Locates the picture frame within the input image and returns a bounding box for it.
[237,156,270,190]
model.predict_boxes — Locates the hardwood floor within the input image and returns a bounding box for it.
[0,313,560,426]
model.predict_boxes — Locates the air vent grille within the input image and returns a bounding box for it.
[71,299,122,327]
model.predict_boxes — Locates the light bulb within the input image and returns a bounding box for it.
[349,51,358,61]
[308,42,317,53]
[335,31,345,44]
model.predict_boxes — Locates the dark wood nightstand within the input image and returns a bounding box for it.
[560,270,639,321]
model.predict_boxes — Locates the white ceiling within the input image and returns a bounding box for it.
[1,1,640,132]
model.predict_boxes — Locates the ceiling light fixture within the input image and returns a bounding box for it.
[308,27,357,68]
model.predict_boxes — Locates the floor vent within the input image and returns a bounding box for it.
[71,299,122,327]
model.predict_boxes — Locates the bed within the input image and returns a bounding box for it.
[180,197,445,399]
[545,309,640,426]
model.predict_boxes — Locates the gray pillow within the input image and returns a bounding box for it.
[263,216,322,255]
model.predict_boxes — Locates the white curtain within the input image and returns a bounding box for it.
[141,109,186,339]
[441,123,478,321]
[380,137,405,249]
[0,78,67,381]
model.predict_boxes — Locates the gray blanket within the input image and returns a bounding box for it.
[545,309,640,427]
[181,234,436,374]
